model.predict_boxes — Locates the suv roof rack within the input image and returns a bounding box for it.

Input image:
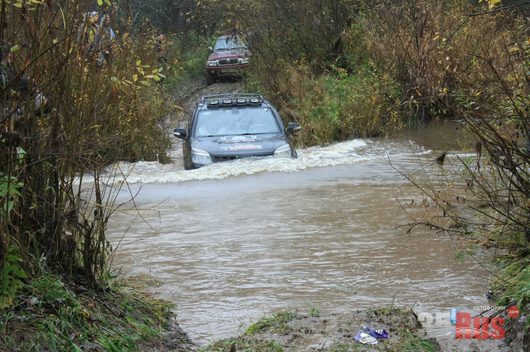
[201,93,264,108]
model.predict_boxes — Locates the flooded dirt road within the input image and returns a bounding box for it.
[106,87,506,350]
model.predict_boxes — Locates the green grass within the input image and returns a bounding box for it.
[290,65,403,146]
[200,311,297,351]
[397,328,439,352]
[494,255,530,310]
[309,307,321,317]
[0,274,173,351]
[203,307,440,352]
[163,33,215,90]
[245,311,298,335]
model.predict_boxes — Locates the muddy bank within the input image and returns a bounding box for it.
[140,321,197,352]
[200,307,439,352]
[0,274,186,352]
[172,79,244,123]
[135,302,529,352]
[145,306,438,351]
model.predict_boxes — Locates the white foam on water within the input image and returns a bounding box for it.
[448,152,477,159]
[99,138,430,184]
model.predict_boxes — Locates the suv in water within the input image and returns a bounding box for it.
[205,36,249,85]
[173,94,301,170]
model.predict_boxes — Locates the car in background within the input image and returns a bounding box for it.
[173,93,301,170]
[205,36,249,85]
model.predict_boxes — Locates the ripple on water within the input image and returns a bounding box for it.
[106,132,505,351]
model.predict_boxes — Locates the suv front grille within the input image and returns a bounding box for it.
[211,156,238,162]
[211,151,274,163]
[218,58,239,65]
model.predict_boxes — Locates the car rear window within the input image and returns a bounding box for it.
[194,107,281,137]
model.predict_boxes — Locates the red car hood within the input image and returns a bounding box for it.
[208,49,248,61]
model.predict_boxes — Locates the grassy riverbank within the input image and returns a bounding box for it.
[1,283,440,352]
[201,308,439,352]
[0,274,193,351]
[493,256,530,349]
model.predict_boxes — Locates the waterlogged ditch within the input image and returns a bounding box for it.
[106,120,510,351]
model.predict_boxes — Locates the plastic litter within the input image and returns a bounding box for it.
[364,326,389,339]
[354,331,378,345]
[354,326,389,344]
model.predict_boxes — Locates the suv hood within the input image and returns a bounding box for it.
[192,134,287,157]
[208,49,248,61]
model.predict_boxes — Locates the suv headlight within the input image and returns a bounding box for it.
[191,148,213,165]
[273,144,292,158]
[207,60,218,67]
[239,57,249,64]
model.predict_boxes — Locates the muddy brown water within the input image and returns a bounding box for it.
[106,118,508,351]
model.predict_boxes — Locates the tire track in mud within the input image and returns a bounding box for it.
[175,79,244,123]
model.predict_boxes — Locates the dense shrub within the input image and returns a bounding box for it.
[276,65,402,146]
[228,0,526,145]
[0,0,174,302]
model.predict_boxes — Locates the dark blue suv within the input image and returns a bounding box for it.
[173,93,300,169]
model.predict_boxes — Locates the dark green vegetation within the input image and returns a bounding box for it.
[0,275,175,351]
[201,308,440,352]
[245,312,299,335]
[495,257,530,309]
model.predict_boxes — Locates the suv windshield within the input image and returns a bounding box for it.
[194,107,281,137]
[214,37,247,51]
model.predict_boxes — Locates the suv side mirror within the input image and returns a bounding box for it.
[286,122,301,135]
[173,128,187,139]
[208,46,213,52]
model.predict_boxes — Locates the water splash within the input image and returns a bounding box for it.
[106,138,429,184]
